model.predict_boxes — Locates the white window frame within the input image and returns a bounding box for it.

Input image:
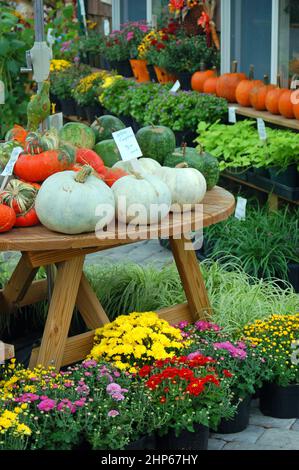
[221,0,279,82]
[112,0,153,30]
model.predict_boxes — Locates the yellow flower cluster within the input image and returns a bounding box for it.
[90,312,184,372]
[101,74,123,90]
[0,360,58,401]
[0,409,31,437]
[138,30,164,59]
[50,59,72,72]
[243,314,299,366]
[75,71,109,94]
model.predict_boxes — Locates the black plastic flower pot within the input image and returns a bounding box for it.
[76,104,86,120]
[60,98,76,116]
[125,435,156,450]
[216,396,251,434]
[253,167,270,178]
[147,64,157,82]
[110,60,133,77]
[224,167,249,182]
[260,382,299,419]
[86,104,104,123]
[88,53,97,67]
[176,71,193,91]
[288,263,299,293]
[156,424,209,450]
[269,165,299,188]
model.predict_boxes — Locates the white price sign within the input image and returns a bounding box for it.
[1,147,23,177]
[257,118,267,141]
[235,197,247,221]
[170,80,181,94]
[228,107,237,124]
[112,127,143,162]
[47,112,63,131]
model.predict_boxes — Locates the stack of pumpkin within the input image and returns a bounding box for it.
[191,63,299,120]
[0,115,219,236]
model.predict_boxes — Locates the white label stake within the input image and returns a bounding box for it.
[170,80,181,94]
[229,107,237,124]
[257,118,267,141]
[0,146,23,190]
[235,197,247,221]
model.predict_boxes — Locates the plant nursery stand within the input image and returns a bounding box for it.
[0,186,234,371]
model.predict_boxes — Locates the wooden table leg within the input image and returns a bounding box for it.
[31,256,85,370]
[170,236,212,321]
[76,273,110,329]
[0,254,38,312]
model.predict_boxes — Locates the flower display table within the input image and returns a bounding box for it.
[0,186,234,371]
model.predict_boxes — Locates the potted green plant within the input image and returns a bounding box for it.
[244,314,299,419]
[138,354,235,450]
[78,32,104,68]
[180,321,271,433]
[99,76,136,128]
[50,63,91,116]
[72,71,107,123]
[158,34,220,90]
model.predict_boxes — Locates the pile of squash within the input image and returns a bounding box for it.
[0,116,219,235]
[191,62,299,120]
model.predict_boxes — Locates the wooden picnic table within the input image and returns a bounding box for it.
[0,186,235,370]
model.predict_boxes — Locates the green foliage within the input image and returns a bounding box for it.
[85,261,299,335]
[101,23,149,62]
[100,78,227,131]
[156,35,220,73]
[204,205,299,280]
[50,63,91,100]
[0,7,34,138]
[196,120,299,170]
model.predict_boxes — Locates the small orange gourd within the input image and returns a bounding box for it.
[265,75,285,115]
[250,75,276,111]
[216,61,247,103]
[191,63,216,92]
[235,65,263,107]
[279,89,295,119]
[0,204,16,233]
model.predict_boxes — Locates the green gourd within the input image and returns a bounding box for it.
[136,125,176,165]
[59,123,96,149]
[27,81,51,131]
[164,144,220,190]
[91,115,125,143]
[94,139,121,167]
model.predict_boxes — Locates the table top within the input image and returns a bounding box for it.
[0,186,235,252]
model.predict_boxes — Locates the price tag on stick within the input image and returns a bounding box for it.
[0,146,23,190]
[228,107,237,124]
[257,118,267,141]
[112,127,143,172]
[235,197,247,221]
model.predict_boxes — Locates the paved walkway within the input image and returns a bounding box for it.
[209,400,299,450]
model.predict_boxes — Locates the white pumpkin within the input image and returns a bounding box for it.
[113,158,161,175]
[155,166,207,212]
[112,173,171,225]
[36,167,115,234]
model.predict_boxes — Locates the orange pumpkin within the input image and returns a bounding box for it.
[191,70,216,92]
[265,75,285,115]
[203,76,219,95]
[279,90,295,119]
[216,62,246,102]
[0,204,16,233]
[249,75,276,111]
[235,65,263,107]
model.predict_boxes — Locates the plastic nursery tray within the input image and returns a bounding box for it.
[223,169,249,182]
[247,171,299,202]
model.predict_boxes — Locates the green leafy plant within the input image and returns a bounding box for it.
[157,34,220,73]
[50,63,91,100]
[197,120,299,170]
[99,77,136,116]
[203,205,299,280]
[72,71,108,107]
[0,7,34,138]
[102,22,149,62]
